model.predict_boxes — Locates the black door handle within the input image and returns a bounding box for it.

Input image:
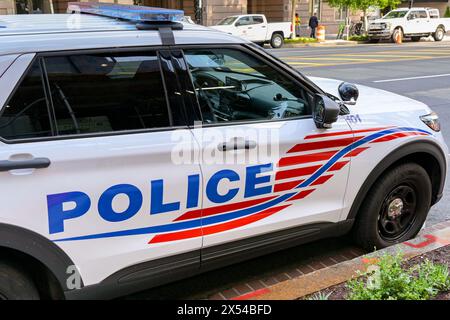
[0,157,51,172]
[218,139,257,151]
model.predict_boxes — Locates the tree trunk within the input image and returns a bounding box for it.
[363,9,368,35]
[345,7,350,40]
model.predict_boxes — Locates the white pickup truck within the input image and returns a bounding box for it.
[368,7,450,42]
[211,14,293,48]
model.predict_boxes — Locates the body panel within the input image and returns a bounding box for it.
[0,11,447,298]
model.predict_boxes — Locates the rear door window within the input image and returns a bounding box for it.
[418,11,428,19]
[252,16,264,24]
[44,52,172,136]
[0,61,52,140]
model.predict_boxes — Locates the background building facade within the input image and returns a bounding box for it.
[1,0,449,35]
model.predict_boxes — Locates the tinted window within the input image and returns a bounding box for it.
[184,48,311,124]
[45,52,170,135]
[384,11,408,19]
[418,11,428,19]
[0,61,52,140]
[252,16,264,24]
[236,16,252,26]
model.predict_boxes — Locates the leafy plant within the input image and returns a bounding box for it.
[347,253,449,300]
[285,37,319,44]
[348,35,369,41]
[308,291,332,300]
[445,7,450,18]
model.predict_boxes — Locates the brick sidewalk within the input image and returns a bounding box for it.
[126,220,450,300]
[207,220,450,300]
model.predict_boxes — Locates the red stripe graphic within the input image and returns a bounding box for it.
[311,175,333,186]
[371,131,427,143]
[304,127,392,140]
[273,179,304,192]
[175,195,277,221]
[288,189,315,201]
[328,160,349,171]
[287,137,360,153]
[278,150,338,167]
[149,205,291,244]
[344,147,369,157]
[275,164,321,181]
[231,288,271,300]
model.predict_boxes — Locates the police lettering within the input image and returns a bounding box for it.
[47,164,273,234]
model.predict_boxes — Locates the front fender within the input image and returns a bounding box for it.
[345,139,447,221]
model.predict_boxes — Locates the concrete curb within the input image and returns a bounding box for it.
[233,225,450,300]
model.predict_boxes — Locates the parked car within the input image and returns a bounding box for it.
[210,14,293,48]
[0,3,447,300]
[368,7,450,42]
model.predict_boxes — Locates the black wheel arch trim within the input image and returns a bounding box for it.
[0,223,81,292]
[346,139,446,221]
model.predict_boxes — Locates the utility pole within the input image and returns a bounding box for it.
[291,0,298,39]
[409,0,414,9]
[194,0,203,24]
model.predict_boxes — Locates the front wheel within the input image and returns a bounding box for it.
[353,163,432,251]
[270,33,284,48]
[433,27,445,41]
[0,261,40,300]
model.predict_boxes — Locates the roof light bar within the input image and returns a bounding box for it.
[67,2,184,23]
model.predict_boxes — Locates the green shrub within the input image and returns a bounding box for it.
[348,35,369,41]
[444,7,450,18]
[347,253,450,300]
[285,37,319,44]
[308,292,331,300]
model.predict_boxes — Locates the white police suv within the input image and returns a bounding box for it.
[0,3,447,300]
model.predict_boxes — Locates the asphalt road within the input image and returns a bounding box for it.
[127,41,450,300]
[268,41,450,226]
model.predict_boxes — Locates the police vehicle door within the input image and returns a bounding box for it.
[175,46,352,250]
[0,50,202,285]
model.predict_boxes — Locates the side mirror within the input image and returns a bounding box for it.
[313,94,340,129]
[338,82,359,105]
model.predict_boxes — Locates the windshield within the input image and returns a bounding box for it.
[383,10,408,19]
[217,16,238,25]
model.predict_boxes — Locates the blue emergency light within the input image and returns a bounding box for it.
[67,2,184,23]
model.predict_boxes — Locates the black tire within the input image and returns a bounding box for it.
[0,261,39,300]
[433,26,445,41]
[368,38,380,43]
[353,163,431,251]
[391,28,403,43]
[270,33,284,48]
[411,36,421,42]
